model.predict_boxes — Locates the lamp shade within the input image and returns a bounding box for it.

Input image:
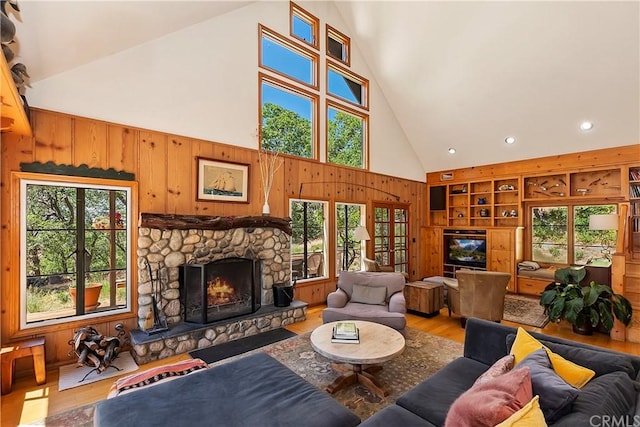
[353,225,371,241]
[589,214,618,231]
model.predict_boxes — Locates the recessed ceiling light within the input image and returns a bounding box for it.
[580,121,594,131]
[448,148,456,154]
[505,136,516,144]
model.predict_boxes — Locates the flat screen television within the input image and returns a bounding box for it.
[446,237,487,268]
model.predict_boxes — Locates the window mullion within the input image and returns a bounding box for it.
[76,188,86,314]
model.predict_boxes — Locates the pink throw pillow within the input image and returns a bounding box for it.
[473,354,515,386]
[445,367,533,427]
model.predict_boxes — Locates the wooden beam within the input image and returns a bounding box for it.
[139,213,292,235]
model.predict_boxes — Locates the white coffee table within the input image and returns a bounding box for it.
[310,320,405,397]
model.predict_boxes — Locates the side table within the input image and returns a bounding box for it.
[404,281,444,317]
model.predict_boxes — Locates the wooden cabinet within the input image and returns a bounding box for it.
[630,166,640,259]
[0,53,31,136]
[487,228,522,292]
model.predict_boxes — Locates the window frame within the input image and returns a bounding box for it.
[326,99,369,170]
[15,172,136,331]
[527,201,618,265]
[326,61,369,110]
[258,72,320,161]
[289,198,329,282]
[326,24,350,66]
[290,2,319,50]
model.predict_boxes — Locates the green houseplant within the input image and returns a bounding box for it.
[540,266,632,335]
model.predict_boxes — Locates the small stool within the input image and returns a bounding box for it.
[1,337,46,394]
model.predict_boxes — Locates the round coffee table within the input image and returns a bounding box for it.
[310,320,405,398]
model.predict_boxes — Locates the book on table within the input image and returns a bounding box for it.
[332,322,359,343]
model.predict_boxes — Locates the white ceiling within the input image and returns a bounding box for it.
[8,1,640,173]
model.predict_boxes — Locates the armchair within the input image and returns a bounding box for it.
[322,271,407,330]
[362,257,409,281]
[444,270,511,327]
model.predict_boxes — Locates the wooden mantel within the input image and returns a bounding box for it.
[139,213,292,235]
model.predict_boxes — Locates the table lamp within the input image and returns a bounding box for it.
[588,214,618,260]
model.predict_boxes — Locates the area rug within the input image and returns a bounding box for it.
[189,328,297,364]
[58,351,138,391]
[504,293,549,328]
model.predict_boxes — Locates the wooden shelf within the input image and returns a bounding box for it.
[0,53,31,136]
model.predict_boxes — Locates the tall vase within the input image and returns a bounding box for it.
[262,202,270,216]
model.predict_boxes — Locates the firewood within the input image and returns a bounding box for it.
[76,348,89,367]
[83,340,99,351]
[96,349,106,356]
[74,330,87,351]
[103,340,119,366]
[87,353,101,368]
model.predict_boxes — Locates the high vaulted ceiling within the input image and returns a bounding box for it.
[8,1,640,173]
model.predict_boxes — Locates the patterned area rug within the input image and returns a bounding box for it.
[504,294,549,328]
[35,328,462,425]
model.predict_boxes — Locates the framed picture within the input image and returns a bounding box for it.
[197,157,249,203]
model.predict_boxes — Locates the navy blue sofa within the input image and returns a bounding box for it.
[361,318,640,426]
[94,352,360,427]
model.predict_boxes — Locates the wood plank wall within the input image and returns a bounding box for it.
[0,108,426,366]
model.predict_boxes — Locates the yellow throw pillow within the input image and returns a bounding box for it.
[496,396,547,427]
[510,327,595,388]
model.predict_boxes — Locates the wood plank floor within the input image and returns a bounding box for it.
[2,305,640,426]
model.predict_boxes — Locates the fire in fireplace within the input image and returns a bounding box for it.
[180,257,261,324]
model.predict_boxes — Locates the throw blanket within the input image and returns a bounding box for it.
[518,261,540,271]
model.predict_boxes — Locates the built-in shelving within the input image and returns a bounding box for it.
[630,166,640,259]
[0,53,31,136]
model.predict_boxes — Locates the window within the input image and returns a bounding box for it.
[259,25,319,88]
[327,102,367,168]
[336,203,366,273]
[327,64,368,109]
[19,173,133,328]
[373,203,409,273]
[290,2,318,49]
[530,204,616,265]
[290,199,328,280]
[326,25,350,65]
[260,74,317,159]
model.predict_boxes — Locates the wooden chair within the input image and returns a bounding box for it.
[306,253,323,277]
[1,337,46,394]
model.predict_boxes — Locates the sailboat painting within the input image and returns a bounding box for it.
[197,158,249,202]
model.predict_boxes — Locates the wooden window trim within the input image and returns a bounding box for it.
[326,99,369,170]
[258,72,320,161]
[326,24,350,66]
[290,2,319,50]
[326,60,369,111]
[258,24,320,90]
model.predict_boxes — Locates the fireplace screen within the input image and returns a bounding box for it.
[180,257,261,324]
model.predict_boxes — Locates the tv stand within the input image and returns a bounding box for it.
[443,263,486,278]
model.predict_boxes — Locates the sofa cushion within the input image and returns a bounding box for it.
[397,357,489,426]
[550,371,639,427]
[351,284,387,305]
[444,367,533,427]
[517,349,579,422]
[358,404,437,427]
[509,327,594,388]
[322,304,407,330]
[496,396,547,427]
[94,353,361,427]
[337,271,404,302]
[473,354,515,387]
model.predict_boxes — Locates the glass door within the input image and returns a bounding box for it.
[373,203,409,274]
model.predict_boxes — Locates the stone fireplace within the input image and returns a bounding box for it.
[130,214,306,364]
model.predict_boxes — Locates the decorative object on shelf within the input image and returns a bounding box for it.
[540,266,632,335]
[457,212,464,218]
[477,198,487,205]
[197,157,249,203]
[502,210,509,217]
[258,149,283,215]
[589,213,618,260]
[451,185,467,194]
[479,209,489,217]
[510,210,518,217]
[497,184,515,191]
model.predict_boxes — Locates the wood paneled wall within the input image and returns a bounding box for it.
[0,108,426,366]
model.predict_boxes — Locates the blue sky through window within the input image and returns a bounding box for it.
[328,69,361,105]
[293,16,313,45]
[261,37,313,85]
[262,83,312,120]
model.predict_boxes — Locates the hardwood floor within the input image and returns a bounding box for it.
[2,305,640,426]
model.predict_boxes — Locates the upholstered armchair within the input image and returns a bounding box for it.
[444,270,511,327]
[322,271,407,330]
[362,257,409,281]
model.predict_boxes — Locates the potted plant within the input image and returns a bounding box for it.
[540,266,632,335]
[69,283,103,311]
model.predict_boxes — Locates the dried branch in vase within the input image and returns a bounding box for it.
[258,149,283,215]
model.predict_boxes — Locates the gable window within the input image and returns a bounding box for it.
[336,203,366,273]
[18,173,133,328]
[260,74,317,159]
[530,204,616,265]
[326,25,350,66]
[259,25,319,88]
[327,102,367,169]
[327,63,368,109]
[290,2,319,49]
[290,199,327,281]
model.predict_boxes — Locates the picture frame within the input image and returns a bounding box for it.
[196,157,249,203]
